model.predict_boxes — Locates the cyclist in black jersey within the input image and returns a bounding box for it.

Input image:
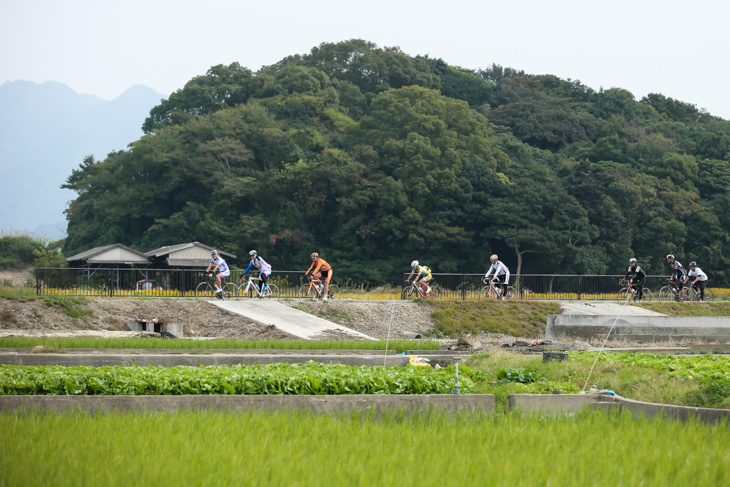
[666,254,687,302]
[622,258,646,301]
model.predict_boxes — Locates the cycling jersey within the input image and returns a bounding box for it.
[688,267,708,282]
[411,265,432,281]
[307,258,331,276]
[671,261,687,280]
[243,256,272,277]
[210,256,230,276]
[625,265,646,282]
[485,261,510,284]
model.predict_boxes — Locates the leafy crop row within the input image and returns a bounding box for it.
[0,362,472,395]
[569,352,730,382]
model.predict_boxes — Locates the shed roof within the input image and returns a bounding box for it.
[66,244,150,265]
[144,241,236,260]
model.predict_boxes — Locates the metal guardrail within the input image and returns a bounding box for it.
[35,267,674,300]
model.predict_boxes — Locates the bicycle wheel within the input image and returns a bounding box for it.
[401,286,416,300]
[299,284,317,299]
[657,286,674,302]
[640,288,653,302]
[325,284,340,299]
[262,284,280,299]
[195,282,215,299]
[222,282,238,299]
[702,288,715,302]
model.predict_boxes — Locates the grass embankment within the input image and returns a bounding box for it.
[0,285,91,321]
[427,300,561,336]
[2,410,728,487]
[467,350,730,410]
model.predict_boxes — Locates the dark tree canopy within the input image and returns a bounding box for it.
[63,40,730,285]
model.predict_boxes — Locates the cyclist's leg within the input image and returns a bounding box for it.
[323,270,332,298]
[260,272,270,291]
[697,280,707,301]
[497,275,507,298]
[636,278,645,300]
[424,276,432,294]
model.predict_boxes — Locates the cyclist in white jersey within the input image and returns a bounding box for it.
[206,249,230,294]
[484,254,510,299]
[242,250,272,291]
[684,261,709,301]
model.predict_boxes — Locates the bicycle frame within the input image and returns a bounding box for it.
[240,276,264,297]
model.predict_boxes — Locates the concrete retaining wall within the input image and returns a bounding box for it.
[0,394,495,415]
[508,393,730,424]
[546,315,730,343]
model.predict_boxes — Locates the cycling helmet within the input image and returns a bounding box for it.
[490,254,498,262]
[666,254,674,260]
[211,249,219,256]
[411,260,419,268]
[249,250,257,256]
[689,261,697,267]
[629,258,637,263]
[311,252,319,260]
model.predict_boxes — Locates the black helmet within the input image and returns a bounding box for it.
[211,249,219,256]
[689,261,697,267]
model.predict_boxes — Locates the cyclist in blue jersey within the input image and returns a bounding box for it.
[206,249,230,296]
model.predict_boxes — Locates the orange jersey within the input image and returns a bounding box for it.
[307,258,331,275]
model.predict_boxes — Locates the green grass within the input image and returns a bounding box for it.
[466,350,730,410]
[1,409,728,487]
[428,300,561,336]
[0,336,440,352]
[637,300,730,316]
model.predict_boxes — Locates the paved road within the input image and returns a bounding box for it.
[209,300,378,341]
[559,301,666,316]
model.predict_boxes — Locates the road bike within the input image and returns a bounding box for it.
[657,280,690,302]
[238,274,280,299]
[616,278,653,303]
[195,272,236,299]
[480,277,517,300]
[683,283,715,302]
[298,275,340,299]
[401,279,441,300]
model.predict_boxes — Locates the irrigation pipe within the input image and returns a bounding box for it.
[581,295,632,392]
[383,301,396,367]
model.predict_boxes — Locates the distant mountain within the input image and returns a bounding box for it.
[0,81,165,239]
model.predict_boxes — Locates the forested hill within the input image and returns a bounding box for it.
[62,40,730,285]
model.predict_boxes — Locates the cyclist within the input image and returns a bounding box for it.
[484,254,510,299]
[241,250,272,293]
[666,254,687,302]
[205,249,230,298]
[621,258,646,301]
[684,261,709,301]
[405,260,432,297]
[304,252,333,300]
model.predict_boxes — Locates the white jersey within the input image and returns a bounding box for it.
[688,267,708,282]
[485,260,510,283]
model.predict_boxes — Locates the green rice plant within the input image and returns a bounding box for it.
[1,409,728,487]
[0,362,470,395]
[0,337,440,352]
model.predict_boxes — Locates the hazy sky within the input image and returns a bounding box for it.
[2,0,730,120]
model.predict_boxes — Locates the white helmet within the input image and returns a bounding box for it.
[490,254,498,262]
[211,249,219,256]
[411,260,419,268]
[629,258,637,263]
[249,250,257,256]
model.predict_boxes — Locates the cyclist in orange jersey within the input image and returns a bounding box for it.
[304,252,333,300]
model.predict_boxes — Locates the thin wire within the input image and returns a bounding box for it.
[581,290,631,392]
[384,300,396,367]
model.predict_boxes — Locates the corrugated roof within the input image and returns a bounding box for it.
[144,241,236,259]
